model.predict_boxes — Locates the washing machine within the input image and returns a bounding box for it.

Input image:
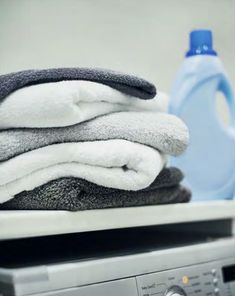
[0,223,235,296]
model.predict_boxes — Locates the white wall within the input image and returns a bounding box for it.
[0,0,234,93]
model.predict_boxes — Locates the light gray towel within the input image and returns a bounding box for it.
[0,168,191,211]
[0,111,189,162]
[0,67,156,102]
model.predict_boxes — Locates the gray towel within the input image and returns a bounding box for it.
[0,168,191,211]
[0,112,189,162]
[0,67,156,102]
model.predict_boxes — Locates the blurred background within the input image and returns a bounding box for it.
[0,0,234,94]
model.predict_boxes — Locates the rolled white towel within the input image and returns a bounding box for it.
[0,140,166,203]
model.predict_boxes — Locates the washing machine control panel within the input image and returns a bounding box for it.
[136,259,235,296]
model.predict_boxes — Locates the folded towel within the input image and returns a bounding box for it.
[0,112,189,162]
[0,168,191,211]
[0,140,166,204]
[0,81,167,129]
[0,67,156,103]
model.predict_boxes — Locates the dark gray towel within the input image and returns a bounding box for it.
[0,68,156,102]
[0,168,191,211]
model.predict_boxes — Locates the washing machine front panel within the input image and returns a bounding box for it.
[34,258,235,296]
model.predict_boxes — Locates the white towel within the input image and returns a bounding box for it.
[0,80,168,129]
[0,140,166,203]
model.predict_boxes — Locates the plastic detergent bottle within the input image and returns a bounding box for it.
[169,29,235,201]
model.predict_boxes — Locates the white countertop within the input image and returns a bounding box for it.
[0,200,235,240]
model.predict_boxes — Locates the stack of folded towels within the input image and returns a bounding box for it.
[0,68,191,211]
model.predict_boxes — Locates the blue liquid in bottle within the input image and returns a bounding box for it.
[169,30,235,201]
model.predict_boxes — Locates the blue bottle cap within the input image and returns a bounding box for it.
[186,29,217,57]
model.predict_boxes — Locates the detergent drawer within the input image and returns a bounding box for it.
[31,278,138,296]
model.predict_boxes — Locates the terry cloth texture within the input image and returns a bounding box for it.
[0,140,166,204]
[0,81,167,129]
[0,67,156,102]
[0,112,189,162]
[0,168,191,211]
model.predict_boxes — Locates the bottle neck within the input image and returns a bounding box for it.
[186,49,217,57]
